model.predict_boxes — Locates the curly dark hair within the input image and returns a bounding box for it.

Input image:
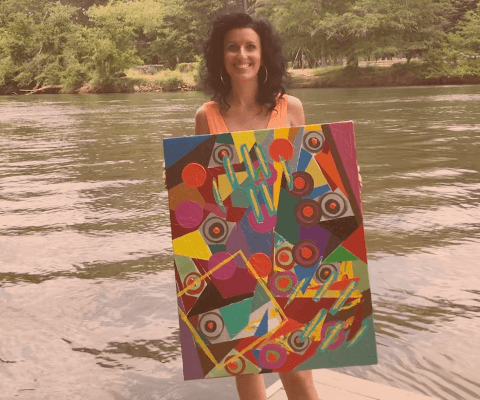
[203,13,287,111]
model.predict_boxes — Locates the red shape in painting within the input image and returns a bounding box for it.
[182,163,207,188]
[341,224,367,263]
[269,138,294,162]
[248,253,273,278]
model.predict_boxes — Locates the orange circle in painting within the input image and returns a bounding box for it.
[302,205,314,218]
[269,138,294,162]
[277,277,290,289]
[267,352,277,362]
[212,226,221,234]
[294,176,306,190]
[182,163,206,188]
[309,137,319,146]
[248,253,272,278]
[279,252,290,263]
[301,246,313,260]
[229,361,238,370]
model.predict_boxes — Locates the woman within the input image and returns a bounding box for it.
[194,12,320,400]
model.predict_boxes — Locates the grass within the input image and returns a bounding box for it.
[125,68,198,91]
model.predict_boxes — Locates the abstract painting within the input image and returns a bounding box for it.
[163,122,377,380]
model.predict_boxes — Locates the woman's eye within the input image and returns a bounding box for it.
[226,44,238,51]
[247,44,256,50]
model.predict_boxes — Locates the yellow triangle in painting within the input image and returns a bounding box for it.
[218,172,248,200]
[305,157,328,187]
[305,124,322,132]
[232,131,255,162]
[173,230,212,260]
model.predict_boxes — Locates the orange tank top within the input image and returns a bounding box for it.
[204,95,290,134]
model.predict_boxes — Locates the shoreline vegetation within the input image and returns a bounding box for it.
[5,62,480,96]
[1,1,479,96]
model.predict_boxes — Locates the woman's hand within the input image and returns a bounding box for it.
[358,164,363,190]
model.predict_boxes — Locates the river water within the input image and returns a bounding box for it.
[1,86,479,400]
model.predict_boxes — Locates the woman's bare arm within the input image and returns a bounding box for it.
[195,105,210,136]
[286,95,305,127]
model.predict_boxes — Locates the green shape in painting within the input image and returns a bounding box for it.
[254,129,271,145]
[352,259,371,292]
[231,188,251,208]
[174,254,197,277]
[220,298,253,338]
[275,189,300,244]
[250,282,271,313]
[215,133,234,144]
[323,246,359,263]
[209,244,226,253]
[206,349,261,378]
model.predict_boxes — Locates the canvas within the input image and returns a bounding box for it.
[163,122,377,380]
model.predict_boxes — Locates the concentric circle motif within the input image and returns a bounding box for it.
[288,330,311,353]
[321,321,346,350]
[294,199,321,226]
[183,272,205,295]
[293,239,321,268]
[303,130,325,153]
[199,312,225,339]
[202,217,229,243]
[224,355,246,375]
[275,247,295,270]
[213,144,234,165]
[258,344,288,369]
[314,263,337,284]
[268,271,298,297]
[287,171,314,198]
[320,192,347,218]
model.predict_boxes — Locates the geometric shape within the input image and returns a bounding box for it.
[268,271,298,297]
[302,130,325,153]
[250,283,272,313]
[225,355,246,375]
[293,263,319,292]
[294,199,321,226]
[183,271,206,296]
[211,143,236,166]
[164,135,212,168]
[305,157,328,188]
[258,344,287,369]
[248,252,273,278]
[220,297,253,338]
[323,246,359,263]
[269,138,294,162]
[254,309,269,337]
[207,252,238,280]
[182,163,207,188]
[318,215,359,242]
[341,224,367,264]
[232,130,256,163]
[293,239,321,268]
[297,148,312,172]
[176,200,204,229]
[173,230,212,260]
[287,171,314,198]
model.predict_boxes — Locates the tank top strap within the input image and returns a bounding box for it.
[204,101,229,134]
[267,94,289,129]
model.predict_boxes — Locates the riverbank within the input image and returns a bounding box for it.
[2,63,480,95]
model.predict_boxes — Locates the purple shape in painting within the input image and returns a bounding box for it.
[226,224,252,268]
[299,225,330,257]
[176,200,204,229]
[248,205,277,233]
[207,252,237,280]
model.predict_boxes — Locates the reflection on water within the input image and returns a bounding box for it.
[1,86,479,400]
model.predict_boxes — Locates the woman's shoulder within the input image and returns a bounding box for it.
[195,103,210,135]
[283,94,305,126]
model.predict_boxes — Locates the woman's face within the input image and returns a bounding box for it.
[223,27,262,83]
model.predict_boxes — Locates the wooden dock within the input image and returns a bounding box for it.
[266,370,441,400]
